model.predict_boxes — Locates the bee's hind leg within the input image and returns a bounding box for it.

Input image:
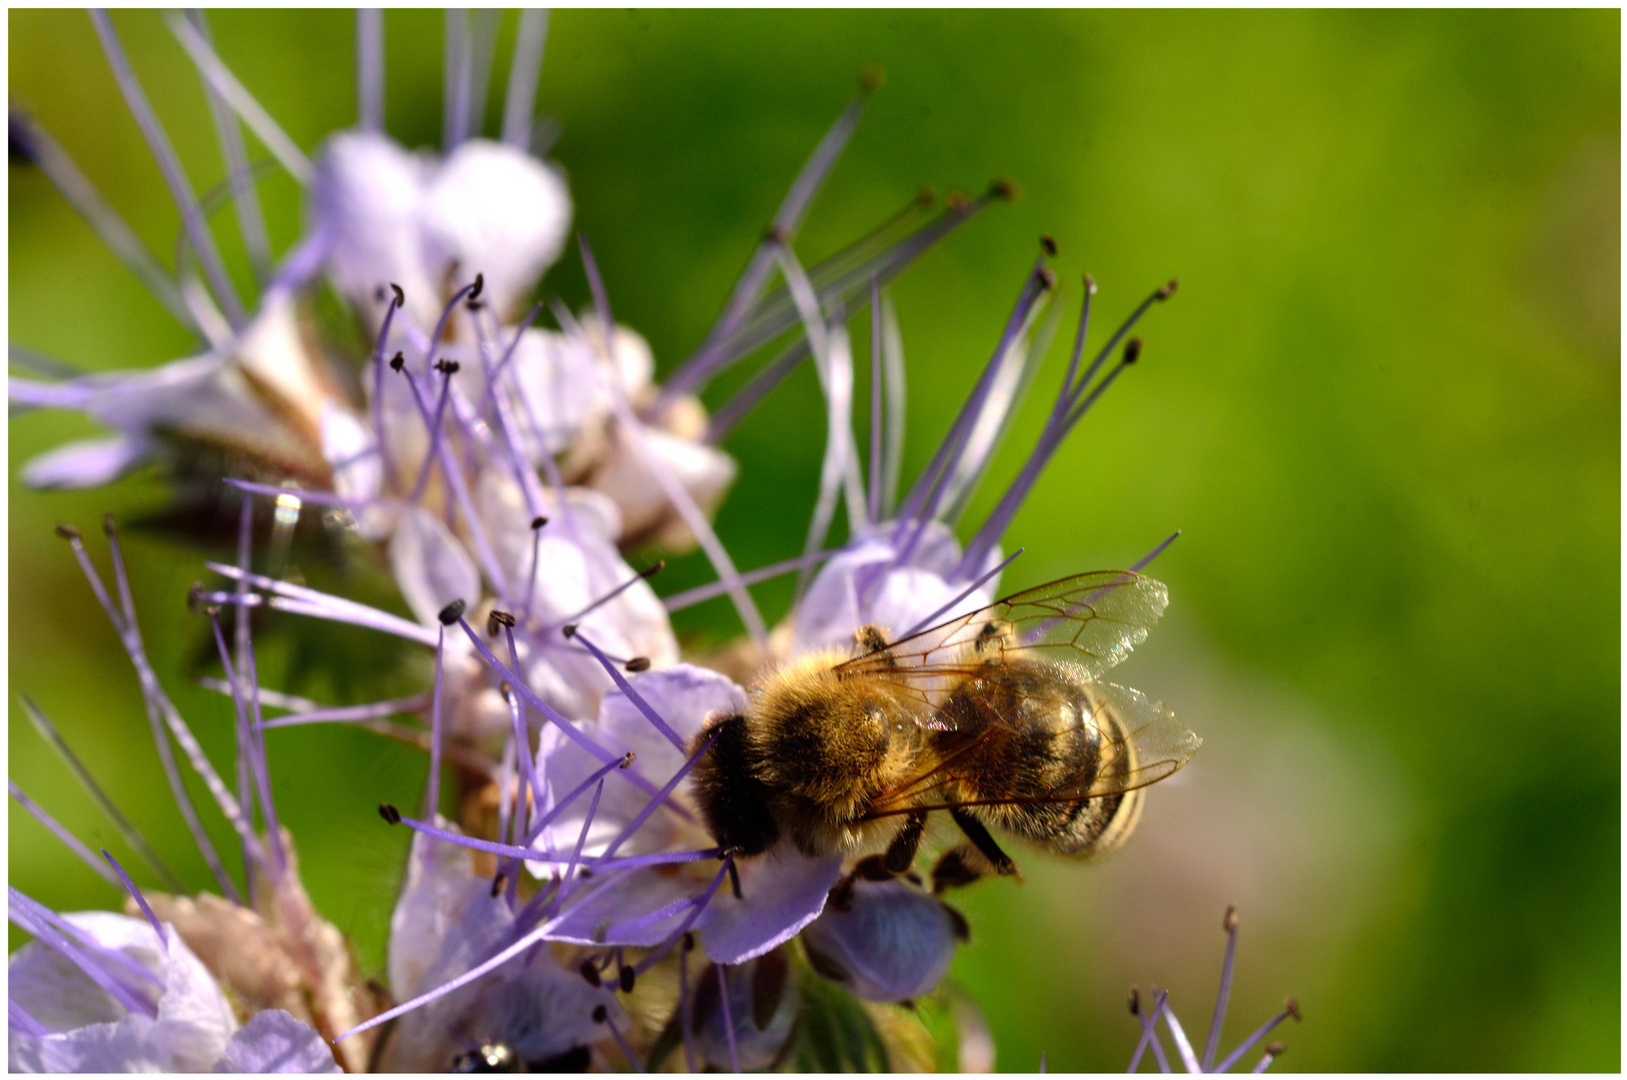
[884,811,928,874]
[948,808,1021,880]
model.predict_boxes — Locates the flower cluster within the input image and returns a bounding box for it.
[11,11,1203,1073]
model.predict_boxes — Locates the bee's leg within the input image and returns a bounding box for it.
[949,808,1020,878]
[829,855,893,910]
[929,844,987,894]
[884,811,929,874]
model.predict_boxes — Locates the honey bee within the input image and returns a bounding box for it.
[690,571,1200,890]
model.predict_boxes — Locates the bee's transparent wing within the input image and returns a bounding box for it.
[835,570,1169,686]
[867,681,1201,817]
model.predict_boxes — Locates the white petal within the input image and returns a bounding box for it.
[211,1010,340,1073]
[590,425,737,545]
[230,290,333,434]
[149,926,239,1071]
[309,131,438,327]
[319,401,382,509]
[420,140,571,319]
[9,1015,164,1073]
[389,506,481,627]
[20,436,150,489]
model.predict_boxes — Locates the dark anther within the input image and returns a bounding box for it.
[619,752,636,769]
[619,965,635,993]
[640,559,666,579]
[1266,1042,1286,1056]
[489,873,506,898]
[1040,234,1058,257]
[1083,272,1097,294]
[859,65,885,95]
[438,599,467,626]
[561,623,578,639]
[487,609,516,636]
[1123,337,1143,365]
[682,932,695,953]
[579,959,601,987]
[915,186,936,207]
[530,516,549,530]
[101,512,118,537]
[390,282,405,307]
[1158,278,1180,299]
[764,224,790,246]
[378,803,402,825]
[591,1005,607,1024]
[624,657,651,673]
[468,273,485,300]
[389,351,406,372]
[434,358,461,376]
[464,298,483,312]
[1128,985,1141,1016]
[1223,905,1238,933]
[54,523,81,541]
[1038,266,1057,291]
[1284,998,1302,1022]
[945,189,971,213]
[988,177,1019,201]
[187,583,204,613]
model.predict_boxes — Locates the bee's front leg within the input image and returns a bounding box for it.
[883,810,928,874]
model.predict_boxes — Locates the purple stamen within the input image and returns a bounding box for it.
[892,259,1053,568]
[566,628,686,751]
[89,10,244,330]
[660,547,835,613]
[177,10,270,285]
[164,11,311,182]
[1163,1004,1202,1073]
[1202,907,1240,1070]
[701,333,809,444]
[899,547,1023,639]
[8,779,121,888]
[578,233,614,336]
[454,618,658,793]
[501,685,538,848]
[1128,989,1169,1073]
[407,359,459,503]
[679,935,698,1073]
[427,276,483,364]
[369,290,405,489]
[61,528,241,898]
[356,9,384,132]
[553,560,663,629]
[868,274,884,526]
[10,889,164,992]
[717,963,741,1074]
[9,999,47,1038]
[632,857,731,975]
[443,10,472,150]
[464,11,500,147]
[16,696,182,892]
[666,88,871,405]
[1212,1004,1298,1074]
[8,888,156,1018]
[6,111,194,330]
[232,496,258,897]
[501,625,547,799]
[596,731,719,865]
[100,849,166,946]
[553,780,605,909]
[1132,530,1182,573]
[207,615,286,873]
[958,281,1174,576]
[257,693,430,729]
[223,478,362,509]
[425,625,447,822]
[500,10,548,148]
[601,1011,645,1074]
[209,562,439,647]
[393,361,511,596]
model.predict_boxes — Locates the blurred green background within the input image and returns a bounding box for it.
[9,9,1618,1071]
